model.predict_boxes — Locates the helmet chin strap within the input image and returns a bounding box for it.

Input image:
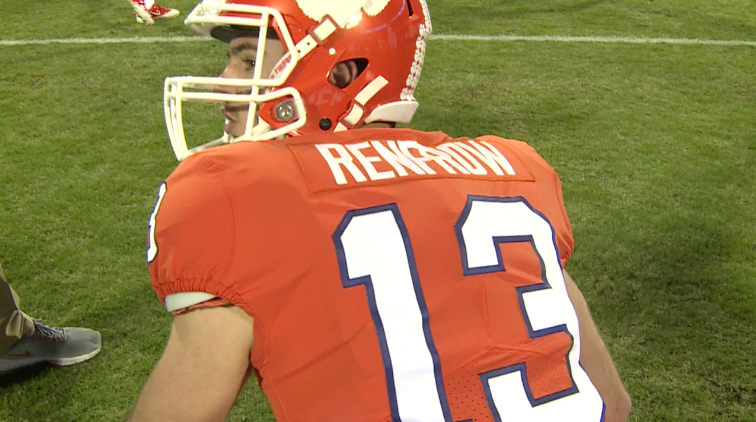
[247,121,274,139]
[188,135,229,155]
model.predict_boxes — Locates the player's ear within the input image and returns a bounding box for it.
[329,59,367,88]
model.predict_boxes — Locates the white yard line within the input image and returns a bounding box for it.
[1,34,755,47]
[0,36,208,46]
[432,34,756,46]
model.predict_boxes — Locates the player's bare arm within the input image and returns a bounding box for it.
[563,270,632,422]
[125,306,254,422]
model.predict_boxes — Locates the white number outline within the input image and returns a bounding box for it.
[334,204,453,422]
[147,182,167,263]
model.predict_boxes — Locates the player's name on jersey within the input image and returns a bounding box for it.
[310,139,522,186]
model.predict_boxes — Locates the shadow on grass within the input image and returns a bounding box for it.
[0,363,53,386]
[579,205,756,419]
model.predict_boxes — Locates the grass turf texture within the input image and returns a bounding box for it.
[1,0,755,421]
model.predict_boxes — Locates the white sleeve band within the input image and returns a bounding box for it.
[165,292,218,312]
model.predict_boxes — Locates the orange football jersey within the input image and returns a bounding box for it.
[147,128,604,422]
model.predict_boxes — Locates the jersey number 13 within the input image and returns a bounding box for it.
[333,196,604,422]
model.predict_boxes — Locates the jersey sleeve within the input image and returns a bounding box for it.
[147,154,243,307]
[478,135,575,267]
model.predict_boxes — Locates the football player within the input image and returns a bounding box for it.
[126,1,632,421]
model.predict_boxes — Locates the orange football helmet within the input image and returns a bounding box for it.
[164,0,432,161]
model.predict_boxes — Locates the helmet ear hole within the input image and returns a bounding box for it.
[329,58,369,88]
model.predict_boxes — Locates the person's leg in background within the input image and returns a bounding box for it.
[0,263,35,355]
[0,262,102,373]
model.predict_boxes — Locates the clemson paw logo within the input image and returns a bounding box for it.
[294,0,391,23]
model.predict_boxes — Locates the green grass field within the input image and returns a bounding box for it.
[1,0,755,421]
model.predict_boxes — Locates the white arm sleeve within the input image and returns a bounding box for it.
[164,292,218,312]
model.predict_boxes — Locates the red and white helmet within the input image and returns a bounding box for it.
[164,0,432,161]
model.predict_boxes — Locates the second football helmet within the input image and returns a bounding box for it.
[164,0,432,161]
